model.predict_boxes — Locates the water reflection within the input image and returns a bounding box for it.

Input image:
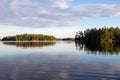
[0,41,120,80]
[0,53,120,80]
[2,42,56,48]
[75,41,120,55]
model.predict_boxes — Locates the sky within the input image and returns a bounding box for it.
[0,0,120,38]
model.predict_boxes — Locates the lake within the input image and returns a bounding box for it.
[0,41,120,80]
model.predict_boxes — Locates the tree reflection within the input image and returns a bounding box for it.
[75,41,120,55]
[3,42,56,48]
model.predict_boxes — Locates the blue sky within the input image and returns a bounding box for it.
[0,0,120,38]
[70,0,120,5]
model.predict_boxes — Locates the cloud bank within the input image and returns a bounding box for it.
[0,0,120,27]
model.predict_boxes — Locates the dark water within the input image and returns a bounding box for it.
[0,41,120,80]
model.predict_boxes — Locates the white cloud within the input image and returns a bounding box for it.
[0,0,120,27]
[51,0,69,9]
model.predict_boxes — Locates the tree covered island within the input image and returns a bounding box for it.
[2,34,56,41]
[75,27,120,42]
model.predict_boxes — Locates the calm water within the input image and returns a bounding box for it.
[0,41,120,80]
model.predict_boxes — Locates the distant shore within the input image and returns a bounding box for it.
[75,27,120,43]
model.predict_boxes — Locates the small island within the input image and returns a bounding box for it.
[1,34,57,41]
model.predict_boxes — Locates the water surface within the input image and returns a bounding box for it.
[0,41,120,80]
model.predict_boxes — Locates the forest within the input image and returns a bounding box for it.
[2,34,56,41]
[75,27,120,42]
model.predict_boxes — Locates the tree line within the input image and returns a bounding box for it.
[75,27,120,42]
[2,34,57,41]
